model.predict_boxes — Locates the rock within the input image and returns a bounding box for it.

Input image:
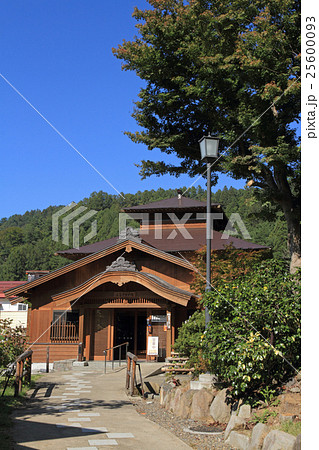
[225,431,250,449]
[292,434,301,450]
[248,423,268,450]
[284,377,297,389]
[175,389,196,419]
[190,389,215,420]
[190,380,203,390]
[209,388,231,423]
[289,386,301,393]
[160,383,173,406]
[279,414,297,423]
[167,389,176,411]
[262,430,296,450]
[171,387,183,414]
[224,414,246,440]
[190,373,218,390]
[296,372,301,382]
[238,404,251,419]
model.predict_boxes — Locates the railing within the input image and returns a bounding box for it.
[14,349,33,396]
[50,322,79,343]
[126,351,144,397]
[103,342,129,373]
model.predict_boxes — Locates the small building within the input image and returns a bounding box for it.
[5,196,268,363]
[0,281,28,327]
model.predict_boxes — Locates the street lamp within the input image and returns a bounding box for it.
[199,134,220,329]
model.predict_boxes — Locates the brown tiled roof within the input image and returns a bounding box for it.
[143,228,269,252]
[56,228,268,258]
[122,196,220,212]
[56,236,119,257]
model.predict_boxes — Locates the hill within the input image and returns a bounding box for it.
[0,186,288,281]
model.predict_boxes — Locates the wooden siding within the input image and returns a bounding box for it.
[31,343,79,363]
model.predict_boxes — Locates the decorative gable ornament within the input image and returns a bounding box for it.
[118,226,142,243]
[105,256,137,272]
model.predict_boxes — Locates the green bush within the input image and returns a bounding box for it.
[173,310,206,372]
[0,319,27,367]
[202,259,300,401]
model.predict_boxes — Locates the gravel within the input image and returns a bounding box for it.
[131,396,232,449]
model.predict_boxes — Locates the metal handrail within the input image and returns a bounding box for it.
[103,342,129,373]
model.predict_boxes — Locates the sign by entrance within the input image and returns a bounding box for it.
[147,336,159,356]
[151,314,166,323]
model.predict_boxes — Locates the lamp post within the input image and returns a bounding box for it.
[199,134,220,329]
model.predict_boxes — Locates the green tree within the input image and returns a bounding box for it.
[113,0,301,271]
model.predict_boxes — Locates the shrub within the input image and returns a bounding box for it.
[173,310,207,372]
[0,319,27,367]
[202,259,300,401]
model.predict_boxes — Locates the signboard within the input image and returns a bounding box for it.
[151,314,166,323]
[147,336,159,356]
[167,311,171,330]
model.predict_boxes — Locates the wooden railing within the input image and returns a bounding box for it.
[50,322,79,343]
[126,352,144,397]
[14,349,33,396]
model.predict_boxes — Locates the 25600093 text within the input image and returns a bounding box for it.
[306,17,315,79]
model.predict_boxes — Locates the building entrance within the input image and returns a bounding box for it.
[114,310,147,359]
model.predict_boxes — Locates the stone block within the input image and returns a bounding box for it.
[175,389,196,419]
[190,380,202,390]
[199,373,218,383]
[53,359,75,371]
[209,388,231,423]
[191,389,215,420]
[248,423,268,450]
[225,431,250,450]
[159,384,173,406]
[224,414,245,440]
[171,387,183,414]
[73,361,88,367]
[238,404,252,419]
[262,430,296,450]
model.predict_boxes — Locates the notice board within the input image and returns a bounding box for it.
[147,336,159,356]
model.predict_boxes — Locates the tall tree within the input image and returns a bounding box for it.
[113,0,301,271]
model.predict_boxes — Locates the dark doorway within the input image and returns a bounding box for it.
[114,310,146,359]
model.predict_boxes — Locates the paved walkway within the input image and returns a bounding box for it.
[13,365,190,449]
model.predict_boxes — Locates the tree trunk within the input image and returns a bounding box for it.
[280,199,301,274]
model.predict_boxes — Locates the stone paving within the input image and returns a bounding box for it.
[13,366,190,449]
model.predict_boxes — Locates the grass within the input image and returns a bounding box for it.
[279,420,301,437]
[0,375,41,449]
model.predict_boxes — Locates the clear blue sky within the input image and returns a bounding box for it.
[0,0,245,219]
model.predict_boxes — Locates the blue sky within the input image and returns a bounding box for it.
[0,0,246,219]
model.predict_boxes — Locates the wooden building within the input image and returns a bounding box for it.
[5,196,267,363]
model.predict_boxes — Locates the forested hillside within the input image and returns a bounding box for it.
[0,186,288,281]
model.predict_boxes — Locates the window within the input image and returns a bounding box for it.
[51,310,79,342]
[18,303,28,311]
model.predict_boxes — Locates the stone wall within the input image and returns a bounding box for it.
[159,381,300,450]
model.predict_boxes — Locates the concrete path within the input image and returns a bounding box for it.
[12,365,190,449]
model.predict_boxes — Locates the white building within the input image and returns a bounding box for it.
[0,281,28,327]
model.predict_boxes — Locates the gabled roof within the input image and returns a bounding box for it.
[52,270,195,307]
[4,239,193,298]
